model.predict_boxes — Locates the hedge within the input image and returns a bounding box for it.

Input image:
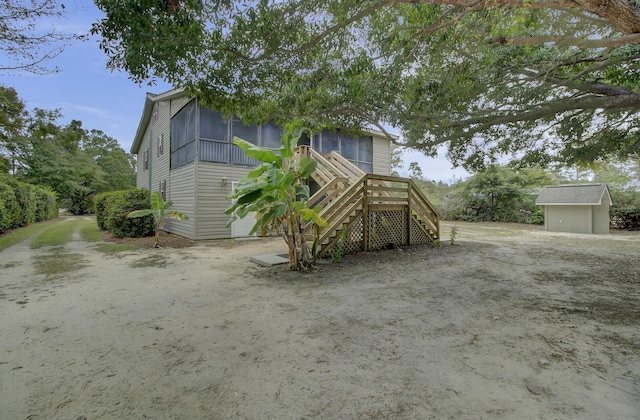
[94,189,155,238]
[0,176,58,234]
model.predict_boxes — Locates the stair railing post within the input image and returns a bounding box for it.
[407,180,412,247]
[362,175,369,252]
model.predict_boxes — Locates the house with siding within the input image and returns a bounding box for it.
[131,87,405,241]
[535,184,613,234]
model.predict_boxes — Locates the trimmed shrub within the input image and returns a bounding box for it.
[0,180,18,231]
[95,189,154,238]
[94,191,116,230]
[610,189,640,230]
[0,177,57,233]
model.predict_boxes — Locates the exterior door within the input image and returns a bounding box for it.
[231,181,257,237]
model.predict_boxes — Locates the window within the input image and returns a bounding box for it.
[199,107,229,163]
[230,118,259,165]
[320,130,373,173]
[357,136,373,173]
[143,149,149,171]
[322,131,340,154]
[197,104,270,166]
[157,133,164,156]
[261,123,282,149]
[152,102,159,124]
[159,180,167,201]
[170,100,197,169]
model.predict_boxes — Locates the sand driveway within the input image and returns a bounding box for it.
[0,220,639,418]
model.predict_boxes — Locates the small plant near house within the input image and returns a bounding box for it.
[127,191,188,248]
[331,231,346,263]
[226,121,327,271]
[450,225,459,245]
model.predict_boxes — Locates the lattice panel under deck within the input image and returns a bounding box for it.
[324,214,364,257]
[368,209,407,251]
[410,216,433,245]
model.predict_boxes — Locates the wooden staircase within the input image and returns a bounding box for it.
[294,146,440,257]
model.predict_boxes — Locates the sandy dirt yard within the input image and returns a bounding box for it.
[0,219,639,419]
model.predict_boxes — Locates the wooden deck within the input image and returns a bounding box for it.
[295,146,440,257]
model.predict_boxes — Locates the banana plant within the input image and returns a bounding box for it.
[127,191,188,248]
[226,121,326,271]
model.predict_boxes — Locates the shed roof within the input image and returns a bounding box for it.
[535,184,613,206]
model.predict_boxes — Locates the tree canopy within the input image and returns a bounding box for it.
[93,0,640,169]
[0,86,136,213]
[0,0,82,74]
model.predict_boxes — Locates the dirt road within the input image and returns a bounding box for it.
[1,220,638,419]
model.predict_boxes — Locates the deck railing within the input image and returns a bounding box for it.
[294,146,440,257]
[306,174,440,257]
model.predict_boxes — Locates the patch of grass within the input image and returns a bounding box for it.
[79,220,103,242]
[30,218,77,249]
[33,247,88,280]
[93,243,138,255]
[0,261,22,269]
[0,219,61,252]
[130,254,167,268]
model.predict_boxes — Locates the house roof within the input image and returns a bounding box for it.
[130,87,398,154]
[131,87,187,154]
[535,184,613,206]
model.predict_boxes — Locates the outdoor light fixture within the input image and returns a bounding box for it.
[221,176,228,188]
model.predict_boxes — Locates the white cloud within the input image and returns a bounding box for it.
[60,102,112,118]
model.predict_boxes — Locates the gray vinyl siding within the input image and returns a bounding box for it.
[136,124,151,189]
[592,201,610,234]
[193,162,253,240]
[545,205,592,234]
[372,136,391,175]
[150,98,171,197]
[164,164,196,239]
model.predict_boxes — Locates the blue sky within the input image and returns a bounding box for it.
[0,2,468,183]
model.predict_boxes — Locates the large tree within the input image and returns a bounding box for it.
[93,0,640,168]
[3,87,136,213]
[0,85,27,173]
[0,0,81,74]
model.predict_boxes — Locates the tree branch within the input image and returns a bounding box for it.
[436,93,640,141]
[488,33,640,48]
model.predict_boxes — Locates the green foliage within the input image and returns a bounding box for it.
[0,174,57,233]
[416,165,554,224]
[2,87,136,215]
[93,1,640,170]
[128,191,189,247]
[331,231,345,263]
[226,121,326,271]
[95,189,155,238]
[449,225,458,246]
[94,191,115,230]
[610,189,640,230]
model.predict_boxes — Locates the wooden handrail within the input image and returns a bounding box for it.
[309,176,349,208]
[326,151,365,181]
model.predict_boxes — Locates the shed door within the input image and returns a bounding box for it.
[231,181,257,238]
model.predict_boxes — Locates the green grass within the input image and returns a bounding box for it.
[79,219,103,242]
[93,243,138,255]
[33,247,88,280]
[0,219,62,252]
[30,218,78,249]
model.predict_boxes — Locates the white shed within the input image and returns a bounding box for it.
[535,184,613,234]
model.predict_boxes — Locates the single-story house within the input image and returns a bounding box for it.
[535,184,613,234]
[131,87,396,240]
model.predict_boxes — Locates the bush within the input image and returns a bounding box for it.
[0,176,57,233]
[0,181,18,232]
[610,189,640,230]
[95,189,154,238]
[94,191,116,230]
